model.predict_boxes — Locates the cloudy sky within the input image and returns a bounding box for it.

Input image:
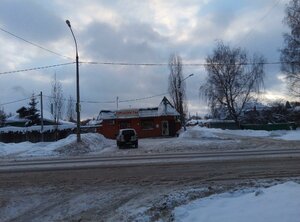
[0,0,291,119]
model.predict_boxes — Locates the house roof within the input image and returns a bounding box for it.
[97,97,179,120]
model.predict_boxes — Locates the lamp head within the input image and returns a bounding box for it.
[66,20,71,28]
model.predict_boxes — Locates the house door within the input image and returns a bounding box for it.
[161,121,169,136]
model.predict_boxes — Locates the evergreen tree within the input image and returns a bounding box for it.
[27,94,39,125]
[0,107,6,127]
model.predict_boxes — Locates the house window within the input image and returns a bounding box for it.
[120,121,130,129]
[107,120,115,125]
[141,119,154,130]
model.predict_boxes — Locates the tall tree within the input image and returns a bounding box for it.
[280,0,300,97]
[200,42,265,126]
[66,95,75,122]
[168,53,187,128]
[27,93,39,125]
[0,107,6,127]
[49,75,64,125]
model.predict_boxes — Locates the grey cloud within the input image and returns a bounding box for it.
[0,0,65,43]
[11,86,29,97]
[81,21,169,62]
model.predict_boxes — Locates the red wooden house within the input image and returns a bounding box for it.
[96,97,181,139]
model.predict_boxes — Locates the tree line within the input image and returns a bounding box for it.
[0,75,76,127]
[168,0,300,127]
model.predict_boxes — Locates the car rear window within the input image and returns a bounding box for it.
[122,130,135,136]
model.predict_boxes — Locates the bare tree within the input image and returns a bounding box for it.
[168,53,187,128]
[280,0,300,97]
[200,42,265,126]
[49,75,64,126]
[66,95,75,122]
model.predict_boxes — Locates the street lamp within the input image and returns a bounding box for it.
[66,20,81,142]
[179,73,194,131]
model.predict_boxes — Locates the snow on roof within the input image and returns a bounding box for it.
[86,119,103,126]
[0,124,75,133]
[7,110,74,126]
[97,97,179,120]
[294,106,300,112]
[6,115,28,123]
[158,97,179,116]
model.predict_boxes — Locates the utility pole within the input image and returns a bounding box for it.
[66,20,81,142]
[116,96,119,110]
[179,73,194,131]
[40,91,44,142]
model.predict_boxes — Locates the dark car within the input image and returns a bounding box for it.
[116,128,138,148]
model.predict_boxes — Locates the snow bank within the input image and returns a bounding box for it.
[174,182,300,222]
[191,126,300,141]
[179,128,220,140]
[0,133,113,158]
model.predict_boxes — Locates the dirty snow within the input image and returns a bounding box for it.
[0,133,114,158]
[189,126,300,141]
[174,182,300,222]
[0,126,300,159]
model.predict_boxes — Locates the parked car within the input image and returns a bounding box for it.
[116,128,138,148]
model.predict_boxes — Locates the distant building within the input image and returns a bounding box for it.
[96,97,181,139]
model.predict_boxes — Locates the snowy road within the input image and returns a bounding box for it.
[1,148,300,173]
[1,149,300,221]
[1,127,300,221]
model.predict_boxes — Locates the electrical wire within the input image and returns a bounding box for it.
[0,60,296,76]
[119,92,168,103]
[0,97,31,106]
[42,92,168,104]
[236,0,282,46]
[0,62,75,75]
[43,95,115,104]
[0,26,73,60]
[80,60,290,67]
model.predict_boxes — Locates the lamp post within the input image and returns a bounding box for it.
[179,73,194,131]
[66,20,81,142]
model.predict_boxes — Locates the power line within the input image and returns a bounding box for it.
[43,92,168,104]
[0,60,295,76]
[236,0,282,46]
[0,62,75,75]
[119,92,168,103]
[43,95,115,104]
[0,97,31,106]
[0,26,73,60]
[80,60,290,66]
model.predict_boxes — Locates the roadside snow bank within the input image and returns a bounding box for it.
[55,133,114,155]
[179,128,220,140]
[174,182,300,222]
[190,126,300,141]
[0,133,113,158]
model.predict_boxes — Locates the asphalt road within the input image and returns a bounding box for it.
[1,148,300,187]
[1,148,300,221]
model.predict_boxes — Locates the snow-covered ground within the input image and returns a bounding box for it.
[1,126,300,221]
[0,133,114,158]
[174,182,300,222]
[0,126,300,159]
[185,126,300,141]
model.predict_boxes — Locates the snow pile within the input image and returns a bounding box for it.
[276,130,300,141]
[55,133,113,155]
[174,182,300,222]
[0,133,113,158]
[191,126,300,141]
[179,128,220,140]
